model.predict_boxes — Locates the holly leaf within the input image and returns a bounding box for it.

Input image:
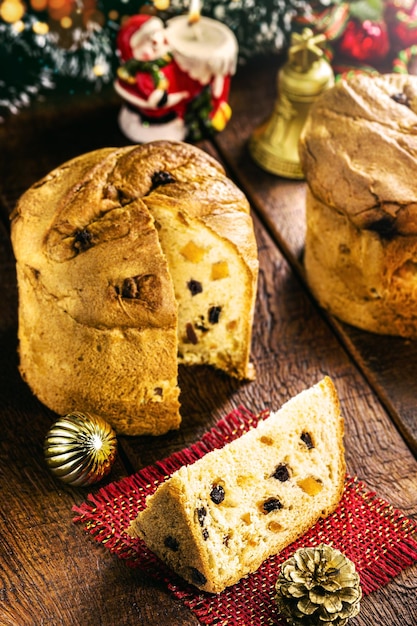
[348,0,384,23]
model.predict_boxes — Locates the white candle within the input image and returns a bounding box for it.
[166,15,238,89]
[187,0,202,40]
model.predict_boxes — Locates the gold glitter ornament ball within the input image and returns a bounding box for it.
[275,543,362,626]
[44,412,117,487]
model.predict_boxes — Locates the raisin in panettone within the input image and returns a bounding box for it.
[10,141,258,435]
[299,73,417,337]
[129,377,345,593]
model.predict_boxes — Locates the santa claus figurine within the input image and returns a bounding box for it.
[114,12,237,142]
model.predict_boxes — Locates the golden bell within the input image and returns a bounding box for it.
[249,28,334,179]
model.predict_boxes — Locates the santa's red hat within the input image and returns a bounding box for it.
[117,14,164,61]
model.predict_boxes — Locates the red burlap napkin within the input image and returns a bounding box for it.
[73,407,417,626]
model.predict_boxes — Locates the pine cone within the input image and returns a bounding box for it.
[275,544,362,626]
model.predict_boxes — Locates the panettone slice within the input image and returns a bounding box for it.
[129,377,345,592]
[144,175,258,380]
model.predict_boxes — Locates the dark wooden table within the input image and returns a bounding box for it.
[1,59,416,626]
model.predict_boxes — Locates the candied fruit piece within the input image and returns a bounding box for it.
[195,316,209,332]
[241,512,251,524]
[121,275,160,308]
[196,506,207,527]
[267,520,282,533]
[208,305,222,324]
[190,568,207,586]
[300,431,314,449]
[211,261,229,280]
[195,324,208,333]
[260,435,274,446]
[164,536,179,551]
[272,463,290,482]
[210,484,225,504]
[186,323,199,345]
[74,228,93,252]
[187,279,203,296]
[261,498,283,514]
[180,241,206,263]
[236,474,256,487]
[391,92,410,107]
[151,170,175,187]
[298,476,323,496]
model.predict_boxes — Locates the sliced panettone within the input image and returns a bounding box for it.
[10,141,258,435]
[129,377,346,592]
[145,176,258,379]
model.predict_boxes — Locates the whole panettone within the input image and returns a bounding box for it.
[299,73,417,337]
[10,141,258,435]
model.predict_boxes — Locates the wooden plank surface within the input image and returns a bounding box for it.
[0,62,416,625]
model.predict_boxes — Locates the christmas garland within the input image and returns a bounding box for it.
[0,13,119,120]
[1,0,417,122]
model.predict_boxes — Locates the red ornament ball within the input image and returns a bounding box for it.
[385,0,417,48]
[337,19,390,64]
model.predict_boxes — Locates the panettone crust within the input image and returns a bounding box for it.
[299,73,417,237]
[299,74,417,337]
